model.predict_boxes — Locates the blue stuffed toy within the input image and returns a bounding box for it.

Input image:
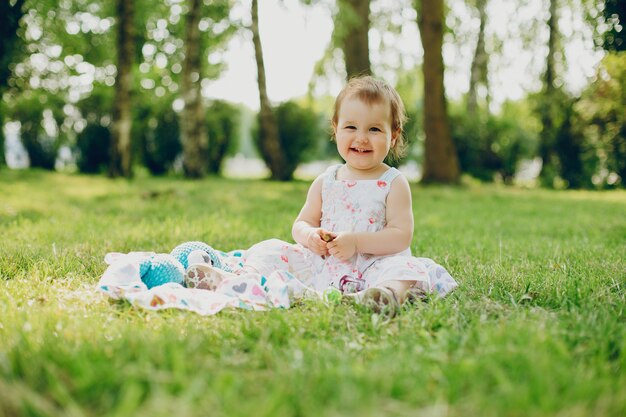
[139,254,185,289]
[170,241,232,272]
[138,241,232,289]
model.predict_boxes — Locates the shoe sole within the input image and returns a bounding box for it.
[185,263,237,290]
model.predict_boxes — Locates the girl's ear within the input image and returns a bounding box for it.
[391,128,401,147]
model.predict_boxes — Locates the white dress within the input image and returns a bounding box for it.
[242,164,458,296]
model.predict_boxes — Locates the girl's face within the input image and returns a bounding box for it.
[333,95,398,175]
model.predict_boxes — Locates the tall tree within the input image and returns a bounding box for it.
[0,0,26,167]
[180,0,208,178]
[467,0,489,115]
[110,0,135,177]
[416,0,460,183]
[538,0,560,182]
[251,0,287,180]
[338,0,371,78]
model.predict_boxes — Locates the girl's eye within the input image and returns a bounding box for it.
[370,127,381,132]
[345,126,356,130]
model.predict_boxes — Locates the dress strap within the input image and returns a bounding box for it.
[379,167,401,183]
[323,164,342,184]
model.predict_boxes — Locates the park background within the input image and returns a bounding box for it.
[0,0,624,186]
[1,0,625,416]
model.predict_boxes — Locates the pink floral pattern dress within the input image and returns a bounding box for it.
[242,164,458,296]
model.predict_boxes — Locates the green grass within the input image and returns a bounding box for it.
[0,169,625,417]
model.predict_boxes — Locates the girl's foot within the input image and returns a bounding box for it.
[361,286,400,318]
[185,263,237,290]
[404,286,428,304]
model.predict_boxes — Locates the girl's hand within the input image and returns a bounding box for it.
[307,228,334,257]
[327,233,357,261]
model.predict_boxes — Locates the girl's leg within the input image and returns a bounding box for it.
[359,256,440,313]
[239,239,292,276]
[241,239,317,284]
[363,255,457,298]
[375,279,415,304]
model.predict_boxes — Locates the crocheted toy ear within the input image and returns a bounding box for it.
[139,254,185,289]
[170,241,231,272]
[187,249,213,266]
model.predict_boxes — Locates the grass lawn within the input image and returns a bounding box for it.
[0,168,625,417]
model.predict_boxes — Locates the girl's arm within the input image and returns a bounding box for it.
[327,175,414,260]
[292,175,331,256]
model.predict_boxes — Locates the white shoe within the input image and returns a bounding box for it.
[185,263,237,290]
[360,287,400,318]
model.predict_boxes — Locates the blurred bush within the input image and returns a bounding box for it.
[253,100,321,180]
[532,54,625,189]
[7,93,63,170]
[74,85,114,174]
[386,105,422,168]
[20,117,56,170]
[134,102,181,176]
[206,100,239,174]
[552,97,597,189]
[450,102,538,183]
[574,53,626,188]
[393,69,424,167]
[75,123,111,174]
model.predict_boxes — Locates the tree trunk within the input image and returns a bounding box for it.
[181,0,208,178]
[339,0,371,79]
[418,0,460,183]
[0,0,26,166]
[539,0,559,181]
[110,0,135,178]
[251,0,286,180]
[467,0,489,115]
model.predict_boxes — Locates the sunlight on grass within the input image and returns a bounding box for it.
[0,170,625,417]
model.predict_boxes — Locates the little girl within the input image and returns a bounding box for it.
[186,76,457,315]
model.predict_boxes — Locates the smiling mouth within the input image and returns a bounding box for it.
[350,147,371,153]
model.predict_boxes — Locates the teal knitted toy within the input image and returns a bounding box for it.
[170,241,231,272]
[139,254,185,289]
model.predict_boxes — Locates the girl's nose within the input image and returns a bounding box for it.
[355,129,368,142]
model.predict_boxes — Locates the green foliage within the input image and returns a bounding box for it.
[389,68,424,167]
[206,100,239,174]
[532,53,625,189]
[77,83,114,122]
[137,0,237,100]
[575,52,626,188]
[73,83,114,174]
[534,86,572,188]
[75,122,111,174]
[133,101,181,176]
[0,107,5,167]
[0,1,25,175]
[6,92,66,170]
[254,101,322,180]
[602,0,625,51]
[0,0,25,89]
[289,95,335,162]
[20,127,56,170]
[2,0,238,176]
[450,102,538,183]
[0,171,625,416]
[553,99,596,189]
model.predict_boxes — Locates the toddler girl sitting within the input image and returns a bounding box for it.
[186,76,458,316]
